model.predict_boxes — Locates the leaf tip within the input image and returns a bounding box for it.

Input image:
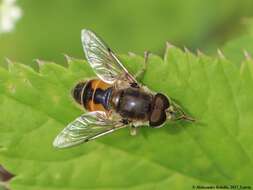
[5,57,14,71]
[165,42,176,60]
[243,49,252,61]
[5,57,12,64]
[34,59,46,70]
[165,41,174,50]
[183,46,190,53]
[63,54,76,64]
[128,52,136,57]
[196,49,204,56]
[217,49,226,59]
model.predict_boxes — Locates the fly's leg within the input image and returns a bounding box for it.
[122,119,137,136]
[129,125,138,136]
[121,118,130,125]
[134,51,150,81]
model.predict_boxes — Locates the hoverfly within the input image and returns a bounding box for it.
[53,29,194,148]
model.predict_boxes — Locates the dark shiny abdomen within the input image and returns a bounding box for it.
[115,88,153,120]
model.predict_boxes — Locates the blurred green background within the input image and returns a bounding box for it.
[1,0,253,66]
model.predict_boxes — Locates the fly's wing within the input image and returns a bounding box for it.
[81,29,137,85]
[53,111,125,148]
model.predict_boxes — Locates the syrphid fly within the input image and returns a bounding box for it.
[53,29,194,148]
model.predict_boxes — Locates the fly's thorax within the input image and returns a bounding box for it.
[111,87,153,121]
[110,89,122,110]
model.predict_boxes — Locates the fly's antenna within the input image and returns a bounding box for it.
[170,101,195,122]
[174,112,196,122]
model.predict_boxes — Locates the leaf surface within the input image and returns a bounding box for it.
[0,47,253,190]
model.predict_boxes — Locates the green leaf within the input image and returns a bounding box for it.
[0,47,253,190]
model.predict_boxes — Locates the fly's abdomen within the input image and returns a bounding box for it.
[93,87,112,110]
[115,88,152,120]
[81,79,112,112]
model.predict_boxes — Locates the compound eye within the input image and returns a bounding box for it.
[149,109,166,127]
[156,93,170,109]
[149,93,170,127]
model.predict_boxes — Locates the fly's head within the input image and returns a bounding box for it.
[149,93,195,128]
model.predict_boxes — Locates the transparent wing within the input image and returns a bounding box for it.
[81,29,137,84]
[53,111,125,148]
